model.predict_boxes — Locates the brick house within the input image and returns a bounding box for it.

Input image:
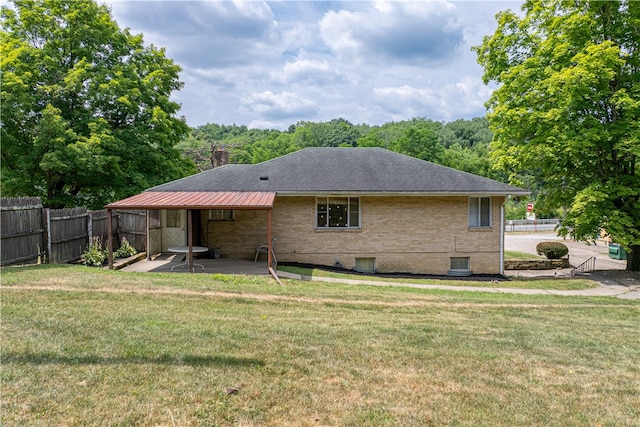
[107,147,528,276]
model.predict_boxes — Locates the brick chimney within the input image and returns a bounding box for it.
[211,146,229,168]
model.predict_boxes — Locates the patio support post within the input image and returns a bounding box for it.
[107,209,114,269]
[266,208,282,285]
[500,201,505,276]
[146,209,151,261]
[187,209,194,273]
[267,209,272,268]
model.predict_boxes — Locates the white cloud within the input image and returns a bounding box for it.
[109,0,280,68]
[240,90,319,120]
[373,75,492,121]
[274,57,346,86]
[98,0,524,129]
[319,1,463,64]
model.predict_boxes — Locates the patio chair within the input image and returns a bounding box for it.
[255,238,277,264]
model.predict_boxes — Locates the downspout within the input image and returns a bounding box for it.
[500,200,505,276]
[267,208,283,285]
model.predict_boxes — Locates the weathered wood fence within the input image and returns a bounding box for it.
[1,197,146,266]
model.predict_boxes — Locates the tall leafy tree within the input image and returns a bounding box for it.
[1,0,194,209]
[475,0,640,270]
[392,120,444,163]
[293,118,362,148]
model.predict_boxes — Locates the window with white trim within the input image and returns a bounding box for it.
[316,197,360,228]
[469,197,491,228]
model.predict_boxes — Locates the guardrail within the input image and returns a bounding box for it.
[505,219,559,232]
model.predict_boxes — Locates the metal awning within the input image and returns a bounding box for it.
[105,191,279,279]
[105,191,276,210]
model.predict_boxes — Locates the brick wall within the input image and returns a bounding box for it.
[201,195,505,275]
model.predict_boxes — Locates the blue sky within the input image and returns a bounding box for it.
[108,1,521,129]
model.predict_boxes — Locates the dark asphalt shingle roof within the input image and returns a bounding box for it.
[149,147,529,195]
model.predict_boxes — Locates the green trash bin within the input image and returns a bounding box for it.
[608,244,627,260]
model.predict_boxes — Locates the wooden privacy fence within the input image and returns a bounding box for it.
[1,197,146,266]
[117,209,147,252]
[1,197,46,266]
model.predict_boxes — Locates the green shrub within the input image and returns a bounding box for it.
[81,237,107,266]
[115,237,137,258]
[536,241,569,259]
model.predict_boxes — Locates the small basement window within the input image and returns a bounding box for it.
[354,257,376,274]
[448,257,471,277]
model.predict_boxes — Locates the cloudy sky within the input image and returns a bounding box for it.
[104,0,522,130]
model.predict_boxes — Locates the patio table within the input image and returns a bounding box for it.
[168,246,209,272]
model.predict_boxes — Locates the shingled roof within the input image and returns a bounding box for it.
[149,147,529,196]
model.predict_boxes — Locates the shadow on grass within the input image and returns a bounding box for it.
[2,352,265,367]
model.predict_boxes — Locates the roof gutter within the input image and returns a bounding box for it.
[273,191,531,197]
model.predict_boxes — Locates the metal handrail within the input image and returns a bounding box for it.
[571,257,596,276]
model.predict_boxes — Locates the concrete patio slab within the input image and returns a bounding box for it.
[120,254,271,276]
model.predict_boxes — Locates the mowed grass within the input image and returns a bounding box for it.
[504,250,543,260]
[2,265,639,426]
[278,265,594,290]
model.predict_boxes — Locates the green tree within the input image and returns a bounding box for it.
[392,121,444,163]
[440,142,496,179]
[475,0,640,270]
[438,117,493,148]
[293,118,362,148]
[1,0,194,209]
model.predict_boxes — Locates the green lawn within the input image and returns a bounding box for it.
[277,265,595,290]
[504,249,543,260]
[2,265,638,426]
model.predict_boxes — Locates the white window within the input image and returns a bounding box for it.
[209,209,234,221]
[317,197,360,228]
[469,197,491,228]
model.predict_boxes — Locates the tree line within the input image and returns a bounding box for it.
[181,118,492,174]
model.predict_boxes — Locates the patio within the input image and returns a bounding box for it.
[120,253,271,276]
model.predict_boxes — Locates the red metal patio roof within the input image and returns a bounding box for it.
[105,191,276,210]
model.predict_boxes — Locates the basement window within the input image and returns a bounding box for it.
[354,258,376,274]
[448,257,471,277]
